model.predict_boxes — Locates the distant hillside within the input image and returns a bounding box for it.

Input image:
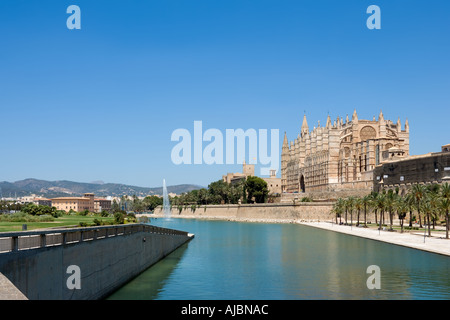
[0,178,203,198]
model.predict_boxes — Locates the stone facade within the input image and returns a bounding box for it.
[281,110,410,194]
[222,160,255,184]
[51,193,95,212]
[373,145,450,194]
[94,198,112,213]
[223,162,281,195]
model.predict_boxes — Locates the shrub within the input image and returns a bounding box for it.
[100,210,110,217]
[114,212,125,224]
[77,210,89,216]
[126,213,137,223]
[0,212,54,222]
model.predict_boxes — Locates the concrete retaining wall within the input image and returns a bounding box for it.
[155,203,379,224]
[0,224,193,300]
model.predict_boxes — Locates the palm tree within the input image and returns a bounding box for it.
[370,191,379,227]
[385,189,396,231]
[411,183,426,228]
[428,184,441,229]
[404,193,415,227]
[345,197,355,226]
[354,197,363,226]
[334,198,345,224]
[375,193,386,230]
[440,183,450,239]
[420,198,433,237]
[343,197,349,225]
[439,198,450,239]
[394,197,408,233]
[361,195,371,227]
[427,189,440,231]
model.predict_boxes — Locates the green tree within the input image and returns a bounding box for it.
[208,180,229,204]
[439,198,450,240]
[344,197,355,226]
[440,183,450,239]
[111,199,120,213]
[143,195,163,211]
[361,195,371,227]
[420,198,433,237]
[411,184,426,228]
[375,193,386,230]
[404,193,416,227]
[197,188,209,205]
[394,197,408,233]
[369,191,379,227]
[385,189,396,231]
[245,176,269,203]
[331,198,344,224]
[354,197,362,226]
[114,212,125,224]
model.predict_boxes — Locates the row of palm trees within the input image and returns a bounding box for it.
[331,182,450,239]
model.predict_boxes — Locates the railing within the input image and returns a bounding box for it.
[0,224,189,253]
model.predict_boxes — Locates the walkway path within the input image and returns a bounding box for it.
[300,221,450,257]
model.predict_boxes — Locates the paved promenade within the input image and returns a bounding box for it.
[300,221,450,257]
[0,273,27,300]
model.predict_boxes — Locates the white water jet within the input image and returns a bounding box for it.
[162,179,171,219]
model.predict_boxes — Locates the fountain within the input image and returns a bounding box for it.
[162,179,171,220]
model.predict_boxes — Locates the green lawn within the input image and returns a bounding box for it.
[0,215,115,233]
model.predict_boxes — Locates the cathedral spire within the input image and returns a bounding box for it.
[378,109,384,121]
[301,114,309,137]
[326,114,332,129]
[283,131,289,149]
[352,109,358,122]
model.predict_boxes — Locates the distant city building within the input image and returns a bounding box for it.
[373,144,450,194]
[262,169,282,195]
[94,198,112,213]
[51,193,95,212]
[281,110,410,194]
[32,198,52,207]
[223,161,281,195]
[223,160,255,185]
[18,195,38,204]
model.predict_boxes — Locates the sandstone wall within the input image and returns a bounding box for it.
[154,203,379,224]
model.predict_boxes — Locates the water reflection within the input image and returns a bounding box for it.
[107,243,189,300]
[107,219,450,300]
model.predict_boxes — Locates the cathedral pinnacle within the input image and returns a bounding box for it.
[378,109,384,121]
[326,114,331,129]
[283,132,289,148]
[352,109,358,122]
[301,114,309,137]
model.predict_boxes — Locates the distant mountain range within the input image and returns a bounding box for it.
[0,178,203,198]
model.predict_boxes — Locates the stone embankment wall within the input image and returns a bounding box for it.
[155,203,379,224]
[0,224,193,300]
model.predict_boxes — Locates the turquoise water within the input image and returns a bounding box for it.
[107,218,450,300]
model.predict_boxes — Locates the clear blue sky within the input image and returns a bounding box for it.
[0,0,449,188]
